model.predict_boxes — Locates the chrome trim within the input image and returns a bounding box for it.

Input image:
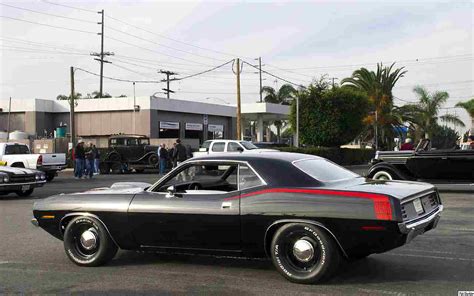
[264,219,348,258]
[59,212,119,248]
[0,181,46,187]
[31,218,39,227]
[398,205,443,234]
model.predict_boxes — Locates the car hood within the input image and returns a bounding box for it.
[0,166,38,175]
[334,177,435,200]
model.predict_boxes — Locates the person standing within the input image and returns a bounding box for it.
[173,139,188,181]
[92,145,100,175]
[74,140,85,179]
[84,142,95,179]
[400,138,415,151]
[158,143,168,175]
[170,142,178,168]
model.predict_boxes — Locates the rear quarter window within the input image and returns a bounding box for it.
[211,142,225,152]
[293,158,359,182]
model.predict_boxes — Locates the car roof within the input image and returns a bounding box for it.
[191,151,321,163]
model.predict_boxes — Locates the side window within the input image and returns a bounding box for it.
[156,163,238,193]
[127,138,139,146]
[140,138,150,145]
[4,145,17,155]
[239,164,264,190]
[228,142,242,152]
[211,142,225,152]
[18,145,30,154]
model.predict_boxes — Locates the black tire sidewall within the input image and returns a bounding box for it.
[16,188,34,197]
[271,223,339,284]
[63,216,117,267]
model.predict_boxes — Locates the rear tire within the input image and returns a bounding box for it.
[148,154,158,167]
[16,188,34,197]
[372,170,395,180]
[270,223,341,284]
[63,216,118,267]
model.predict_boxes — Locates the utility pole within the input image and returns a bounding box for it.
[236,58,242,140]
[295,96,299,147]
[258,57,263,102]
[133,82,136,134]
[6,97,11,141]
[330,77,338,88]
[70,66,76,146]
[159,70,177,99]
[91,9,114,98]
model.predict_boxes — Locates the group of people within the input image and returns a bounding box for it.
[157,139,190,175]
[73,140,100,179]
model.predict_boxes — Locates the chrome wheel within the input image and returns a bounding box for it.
[80,228,98,251]
[373,171,393,180]
[293,239,315,262]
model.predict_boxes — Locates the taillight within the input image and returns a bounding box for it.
[37,155,43,166]
[372,195,392,220]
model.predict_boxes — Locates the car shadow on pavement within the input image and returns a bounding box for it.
[110,250,274,271]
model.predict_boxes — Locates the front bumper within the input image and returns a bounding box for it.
[0,181,46,192]
[398,205,443,243]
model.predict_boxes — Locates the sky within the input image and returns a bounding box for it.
[0,0,473,131]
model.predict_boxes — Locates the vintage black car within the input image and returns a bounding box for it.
[368,139,474,182]
[100,135,159,174]
[32,152,443,284]
[0,166,46,197]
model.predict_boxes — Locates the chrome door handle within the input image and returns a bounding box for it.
[221,202,232,209]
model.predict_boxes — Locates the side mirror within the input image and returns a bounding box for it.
[236,147,244,153]
[165,185,176,198]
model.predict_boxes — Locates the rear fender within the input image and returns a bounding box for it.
[367,162,408,179]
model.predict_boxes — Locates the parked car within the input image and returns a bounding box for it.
[0,142,66,181]
[100,135,159,174]
[32,152,442,284]
[192,139,276,157]
[368,139,474,181]
[0,166,46,197]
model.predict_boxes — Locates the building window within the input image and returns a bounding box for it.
[208,124,224,139]
[185,123,204,143]
[159,121,180,138]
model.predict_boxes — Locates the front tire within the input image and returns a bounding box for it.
[372,170,394,180]
[46,172,55,182]
[270,223,341,284]
[63,216,118,267]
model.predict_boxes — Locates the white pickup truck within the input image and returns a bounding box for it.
[192,140,276,158]
[0,142,66,181]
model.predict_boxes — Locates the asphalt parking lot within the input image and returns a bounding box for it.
[0,171,473,295]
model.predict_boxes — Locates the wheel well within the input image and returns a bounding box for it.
[368,164,412,180]
[59,213,118,247]
[11,162,25,168]
[264,220,348,258]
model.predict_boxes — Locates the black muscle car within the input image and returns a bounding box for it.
[368,139,474,182]
[32,152,443,284]
[0,166,46,197]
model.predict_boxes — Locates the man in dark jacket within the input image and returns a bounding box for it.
[173,139,188,164]
[74,140,85,179]
[84,142,95,179]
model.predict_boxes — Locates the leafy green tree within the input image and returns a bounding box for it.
[430,125,460,149]
[261,84,297,141]
[455,98,474,117]
[56,93,82,107]
[341,63,407,148]
[402,86,465,139]
[91,91,112,98]
[289,85,369,147]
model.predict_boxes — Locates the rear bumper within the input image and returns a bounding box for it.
[37,165,66,172]
[398,205,443,242]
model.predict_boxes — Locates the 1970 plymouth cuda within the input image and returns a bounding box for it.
[0,166,46,197]
[32,152,442,284]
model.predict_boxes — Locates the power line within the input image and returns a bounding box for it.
[172,60,234,81]
[0,36,90,54]
[40,0,97,14]
[107,36,214,66]
[107,26,227,62]
[396,80,474,89]
[75,67,161,83]
[0,15,96,34]
[0,45,90,56]
[106,14,248,59]
[0,3,96,24]
[242,61,307,88]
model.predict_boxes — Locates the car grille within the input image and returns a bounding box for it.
[9,174,35,183]
[401,191,440,221]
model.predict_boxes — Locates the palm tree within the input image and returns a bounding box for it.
[341,63,407,148]
[404,86,465,139]
[455,99,474,133]
[261,84,297,142]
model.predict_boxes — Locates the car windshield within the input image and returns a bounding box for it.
[240,141,258,150]
[201,141,211,149]
[293,158,359,182]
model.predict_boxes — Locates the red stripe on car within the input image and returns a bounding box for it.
[225,188,392,221]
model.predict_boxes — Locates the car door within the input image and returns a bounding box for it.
[407,150,449,179]
[445,149,474,180]
[128,161,241,251]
